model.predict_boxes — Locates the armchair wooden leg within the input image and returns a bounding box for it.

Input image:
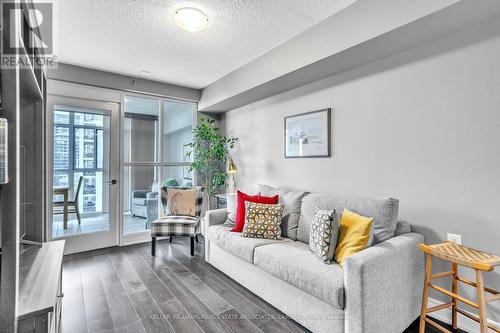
[476,270,488,333]
[151,237,156,256]
[195,234,199,243]
[169,236,173,243]
[420,254,433,333]
[190,236,195,256]
[452,262,458,330]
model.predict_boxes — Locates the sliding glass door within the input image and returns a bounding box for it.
[121,95,195,244]
[47,96,120,253]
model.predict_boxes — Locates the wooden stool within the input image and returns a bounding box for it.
[419,242,500,333]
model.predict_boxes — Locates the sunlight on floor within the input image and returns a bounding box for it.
[52,212,150,238]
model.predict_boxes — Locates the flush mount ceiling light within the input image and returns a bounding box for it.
[175,7,208,32]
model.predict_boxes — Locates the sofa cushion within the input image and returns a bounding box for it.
[257,184,310,240]
[297,195,399,245]
[254,241,345,309]
[207,225,292,263]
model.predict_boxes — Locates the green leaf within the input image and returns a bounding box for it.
[187,118,238,196]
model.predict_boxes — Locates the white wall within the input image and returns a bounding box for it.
[222,18,500,325]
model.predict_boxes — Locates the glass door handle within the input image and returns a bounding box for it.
[105,179,118,185]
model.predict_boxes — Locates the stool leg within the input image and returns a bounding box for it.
[190,236,195,256]
[169,235,173,243]
[452,262,458,330]
[195,234,199,243]
[151,236,156,256]
[476,270,488,333]
[420,254,433,333]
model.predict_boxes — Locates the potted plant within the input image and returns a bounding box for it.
[186,117,238,209]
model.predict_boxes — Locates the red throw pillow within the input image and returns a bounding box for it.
[231,190,279,232]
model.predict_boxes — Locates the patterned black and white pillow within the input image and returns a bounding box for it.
[242,202,284,240]
[309,208,338,263]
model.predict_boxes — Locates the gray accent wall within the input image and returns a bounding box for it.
[221,17,500,323]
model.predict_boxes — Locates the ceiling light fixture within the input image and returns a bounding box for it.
[175,7,208,32]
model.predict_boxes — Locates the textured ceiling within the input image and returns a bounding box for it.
[53,0,356,89]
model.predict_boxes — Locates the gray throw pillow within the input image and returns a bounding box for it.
[257,184,309,240]
[309,208,337,263]
[297,194,399,245]
[394,220,411,236]
[225,193,238,226]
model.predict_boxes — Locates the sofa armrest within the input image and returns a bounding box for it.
[204,209,228,262]
[205,209,228,227]
[146,191,158,200]
[344,233,425,333]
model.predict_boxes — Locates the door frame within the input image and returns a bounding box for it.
[46,89,198,252]
[46,95,121,254]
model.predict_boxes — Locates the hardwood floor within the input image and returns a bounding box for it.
[404,318,469,333]
[61,237,308,333]
[61,237,467,333]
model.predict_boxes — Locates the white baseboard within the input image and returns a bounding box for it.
[427,297,499,333]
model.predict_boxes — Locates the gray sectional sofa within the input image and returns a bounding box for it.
[204,185,425,333]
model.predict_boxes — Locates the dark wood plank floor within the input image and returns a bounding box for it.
[61,236,467,333]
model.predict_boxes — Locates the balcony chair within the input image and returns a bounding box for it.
[53,175,84,225]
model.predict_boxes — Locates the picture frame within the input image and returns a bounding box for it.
[284,108,331,158]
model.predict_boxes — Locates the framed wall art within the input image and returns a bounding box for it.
[284,108,331,158]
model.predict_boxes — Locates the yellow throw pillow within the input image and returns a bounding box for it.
[334,208,374,267]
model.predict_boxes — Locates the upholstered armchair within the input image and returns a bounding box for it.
[131,181,158,219]
[146,192,160,229]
